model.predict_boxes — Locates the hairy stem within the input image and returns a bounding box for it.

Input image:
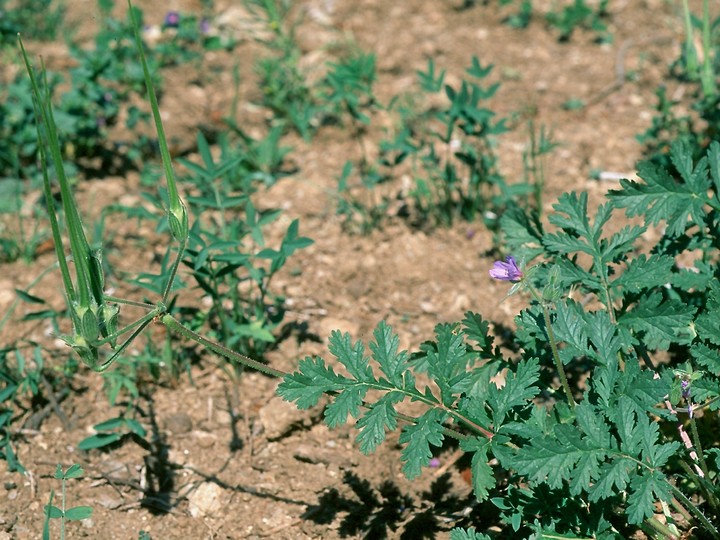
[644,516,679,540]
[688,415,710,479]
[95,309,161,346]
[162,239,187,305]
[670,484,720,539]
[540,304,575,409]
[526,283,576,410]
[161,314,286,378]
[103,296,156,310]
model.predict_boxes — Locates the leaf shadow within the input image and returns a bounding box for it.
[302,470,466,539]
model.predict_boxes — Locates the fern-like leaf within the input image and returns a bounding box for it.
[399,408,448,479]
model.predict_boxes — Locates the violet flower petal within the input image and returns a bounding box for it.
[489,256,522,281]
[164,11,180,27]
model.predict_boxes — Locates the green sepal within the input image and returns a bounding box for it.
[80,308,100,344]
[168,202,189,242]
[61,334,99,368]
[88,248,105,304]
[100,304,120,346]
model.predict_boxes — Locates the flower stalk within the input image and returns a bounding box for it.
[490,257,576,410]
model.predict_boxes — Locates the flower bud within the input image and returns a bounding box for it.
[100,304,120,347]
[168,203,188,241]
[88,248,105,299]
[80,307,100,344]
[61,334,99,369]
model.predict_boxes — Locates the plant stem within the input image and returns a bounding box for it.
[670,483,720,539]
[162,238,187,304]
[60,477,66,540]
[700,0,716,99]
[526,284,576,410]
[644,516,679,540]
[103,295,155,310]
[689,415,710,478]
[161,314,286,378]
[95,309,162,346]
[94,318,155,372]
[681,0,699,79]
[540,304,575,409]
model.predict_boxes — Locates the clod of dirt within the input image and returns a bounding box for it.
[163,412,193,435]
[258,395,319,440]
[187,481,227,518]
[315,317,361,343]
[293,443,333,465]
[96,493,123,510]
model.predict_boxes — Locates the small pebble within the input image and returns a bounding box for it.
[164,412,193,434]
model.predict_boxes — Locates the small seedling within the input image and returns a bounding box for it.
[43,464,93,540]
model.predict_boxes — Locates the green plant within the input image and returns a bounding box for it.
[181,195,312,359]
[489,0,533,29]
[0,347,44,474]
[1,326,75,473]
[0,264,79,472]
[639,0,719,168]
[42,464,93,540]
[321,52,378,128]
[521,120,557,219]
[18,0,311,376]
[2,0,239,179]
[151,10,236,65]
[0,0,65,45]
[255,53,316,138]
[545,0,611,42]
[469,1,610,40]
[248,0,318,138]
[170,129,307,361]
[282,140,720,537]
[1,1,152,178]
[0,178,49,263]
[78,414,147,450]
[0,70,58,179]
[337,56,525,232]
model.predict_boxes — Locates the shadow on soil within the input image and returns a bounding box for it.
[140,395,175,514]
[302,470,497,539]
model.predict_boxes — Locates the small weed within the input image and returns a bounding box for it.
[337,56,527,233]
[321,52,378,127]
[42,464,93,540]
[248,0,318,137]
[0,0,65,45]
[78,414,147,451]
[639,0,718,168]
[521,120,557,218]
[546,0,611,42]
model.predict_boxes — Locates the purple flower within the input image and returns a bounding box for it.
[164,11,180,27]
[429,457,441,468]
[489,256,523,282]
[681,379,691,399]
[199,18,210,34]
